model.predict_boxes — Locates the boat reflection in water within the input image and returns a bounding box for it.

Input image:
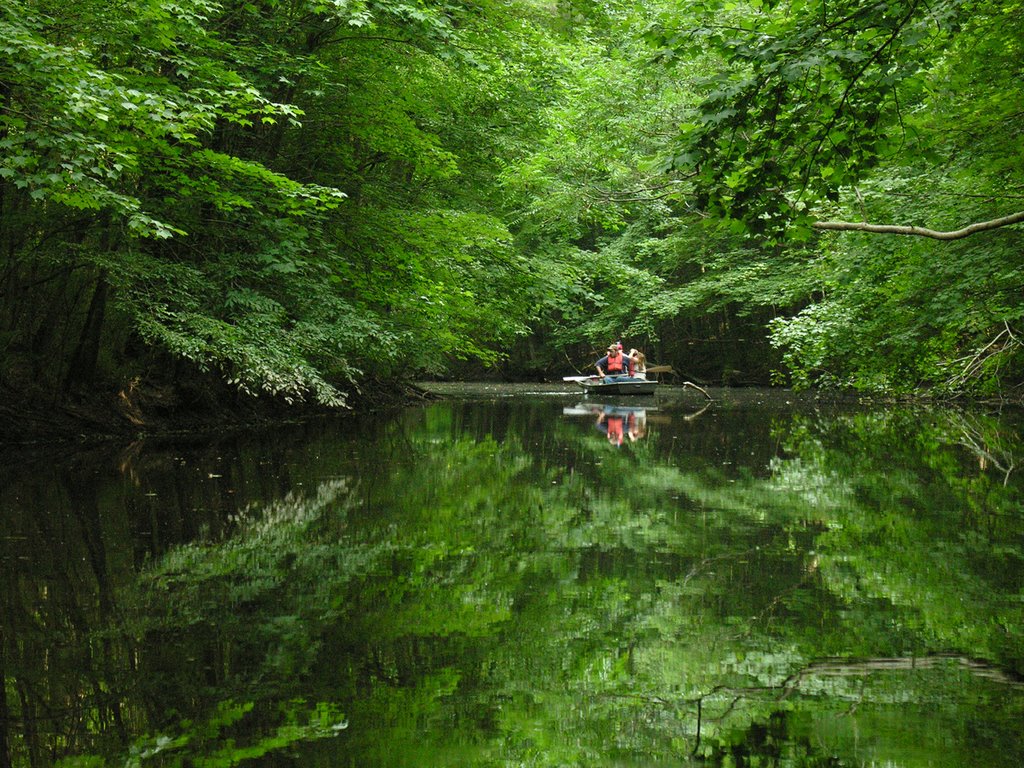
[563,398,712,446]
[562,401,652,446]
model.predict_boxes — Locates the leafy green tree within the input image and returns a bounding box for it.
[0,0,561,408]
[650,0,1003,236]
[630,0,1024,393]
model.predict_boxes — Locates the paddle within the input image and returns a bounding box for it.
[562,375,600,382]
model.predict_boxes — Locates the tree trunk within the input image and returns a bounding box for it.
[0,625,12,768]
[62,270,109,394]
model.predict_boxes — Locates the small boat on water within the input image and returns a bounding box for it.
[565,376,658,396]
[581,377,657,396]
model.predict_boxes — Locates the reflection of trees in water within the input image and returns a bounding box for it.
[3,403,1024,767]
[0,447,355,768]
[945,410,1018,485]
[607,653,1024,760]
[0,464,137,767]
[793,654,1024,687]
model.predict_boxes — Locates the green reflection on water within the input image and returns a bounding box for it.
[2,395,1023,767]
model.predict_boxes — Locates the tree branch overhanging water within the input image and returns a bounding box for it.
[813,209,1024,239]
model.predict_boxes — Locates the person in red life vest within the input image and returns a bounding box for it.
[595,344,633,381]
[627,348,647,379]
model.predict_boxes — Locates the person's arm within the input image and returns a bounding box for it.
[628,349,645,374]
[595,355,608,375]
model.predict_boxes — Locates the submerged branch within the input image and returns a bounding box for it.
[603,653,1023,759]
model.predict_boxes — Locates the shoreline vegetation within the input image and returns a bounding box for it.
[0,377,432,446]
[4,377,1020,448]
[2,0,1023,443]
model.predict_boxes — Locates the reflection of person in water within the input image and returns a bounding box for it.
[595,407,647,445]
[595,409,626,446]
[627,409,647,441]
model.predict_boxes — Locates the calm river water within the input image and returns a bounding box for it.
[2,385,1023,767]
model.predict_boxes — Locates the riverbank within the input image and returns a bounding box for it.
[5,376,1015,446]
[0,376,433,446]
[417,380,856,409]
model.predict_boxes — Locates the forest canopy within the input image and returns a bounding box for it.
[1,0,1022,415]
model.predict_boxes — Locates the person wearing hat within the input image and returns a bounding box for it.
[595,343,632,381]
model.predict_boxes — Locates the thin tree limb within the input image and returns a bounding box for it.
[682,381,713,400]
[812,209,1024,240]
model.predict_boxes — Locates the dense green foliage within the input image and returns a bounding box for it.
[1,0,543,405]
[1,0,1022,406]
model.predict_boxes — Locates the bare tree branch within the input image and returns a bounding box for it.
[812,209,1024,240]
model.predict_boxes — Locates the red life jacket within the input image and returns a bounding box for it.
[606,351,625,373]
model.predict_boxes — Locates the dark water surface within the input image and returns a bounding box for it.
[2,385,1024,766]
